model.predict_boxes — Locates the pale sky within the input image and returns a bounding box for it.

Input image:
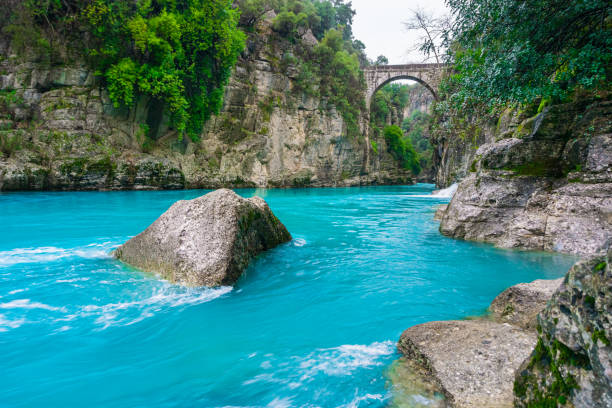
[351,0,449,64]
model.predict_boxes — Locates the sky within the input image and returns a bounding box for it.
[350,0,449,64]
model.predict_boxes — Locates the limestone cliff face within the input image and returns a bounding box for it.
[436,96,612,256]
[514,251,612,408]
[0,23,412,191]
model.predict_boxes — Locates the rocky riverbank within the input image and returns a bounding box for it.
[395,276,562,407]
[394,251,611,408]
[434,96,611,257]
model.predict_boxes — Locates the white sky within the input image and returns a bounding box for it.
[351,0,449,64]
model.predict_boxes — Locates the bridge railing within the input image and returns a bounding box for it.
[363,63,448,71]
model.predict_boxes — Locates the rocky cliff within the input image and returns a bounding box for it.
[435,96,611,256]
[0,17,412,191]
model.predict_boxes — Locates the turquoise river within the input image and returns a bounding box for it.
[0,184,576,407]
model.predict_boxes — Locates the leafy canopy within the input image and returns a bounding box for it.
[444,0,612,107]
[11,0,246,141]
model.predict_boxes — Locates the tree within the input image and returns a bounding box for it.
[384,125,421,174]
[237,0,282,27]
[374,55,388,66]
[403,8,449,64]
[444,0,612,106]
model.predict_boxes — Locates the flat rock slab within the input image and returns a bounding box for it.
[114,189,291,287]
[398,320,537,408]
[490,278,563,330]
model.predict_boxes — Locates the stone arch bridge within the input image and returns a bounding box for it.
[360,63,447,172]
[363,63,447,108]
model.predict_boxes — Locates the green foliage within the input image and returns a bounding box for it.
[444,0,612,108]
[369,83,434,172]
[592,329,610,346]
[269,0,354,41]
[373,55,388,65]
[0,132,21,158]
[311,28,365,138]
[402,110,434,170]
[7,0,246,141]
[370,140,378,154]
[384,125,421,174]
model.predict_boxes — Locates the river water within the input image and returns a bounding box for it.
[0,184,575,407]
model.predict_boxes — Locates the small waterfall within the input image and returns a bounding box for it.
[431,183,458,198]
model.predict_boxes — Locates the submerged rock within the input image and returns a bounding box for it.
[514,250,612,408]
[114,189,291,287]
[398,319,536,407]
[490,278,563,330]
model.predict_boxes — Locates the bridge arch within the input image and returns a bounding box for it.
[370,75,438,106]
[363,64,446,109]
[361,64,446,173]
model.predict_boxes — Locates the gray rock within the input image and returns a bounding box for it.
[490,278,563,330]
[114,189,291,287]
[398,319,537,408]
[514,250,612,408]
[434,204,448,221]
[436,97,612,257]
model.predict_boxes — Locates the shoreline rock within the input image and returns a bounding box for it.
[395,277,566,407]
[398,319,537,407]
[435,98,611,257]
[114,189,292,287]
[489,278,563,331]
[514,250,612,408]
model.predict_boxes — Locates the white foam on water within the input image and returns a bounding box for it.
[0,313,26,331]
[0,243,115,267]
[411,183,459,199]
[299,340,395,379]
[339,393,385,408]
[74,285,232,329]
[0,299,66,312]
[293,238,307,247]
[266,397,293,408]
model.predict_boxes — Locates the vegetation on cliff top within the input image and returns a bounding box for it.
[239,0,366,139]
[3,0,365,141]
[4,0,246,141]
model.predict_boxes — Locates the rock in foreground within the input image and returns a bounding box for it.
[514,251,612,408]
[490,278,563,330]
[398,320,536,408]
[114,189,291,287]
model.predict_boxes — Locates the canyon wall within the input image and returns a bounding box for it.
[435,96,611,256]
[0,18,412,191]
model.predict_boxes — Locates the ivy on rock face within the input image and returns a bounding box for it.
[10,0,246,141]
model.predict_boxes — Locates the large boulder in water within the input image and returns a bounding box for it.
[114,189,291,287]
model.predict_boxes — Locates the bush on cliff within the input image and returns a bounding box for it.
[384,125,421,174]
[4,0,246,141]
